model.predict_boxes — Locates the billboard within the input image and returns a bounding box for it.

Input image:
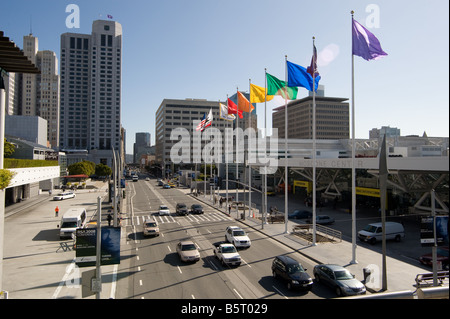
[421,216,449,247]
[76,227,121,267]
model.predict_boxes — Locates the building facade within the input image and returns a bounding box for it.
[273,96,349,139]
[4,34,60,149]
[60,20,122,166]
[155,98,234,168]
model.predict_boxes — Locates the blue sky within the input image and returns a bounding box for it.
[1,0,448,154]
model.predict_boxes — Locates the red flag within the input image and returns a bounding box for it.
[227,98,243,119]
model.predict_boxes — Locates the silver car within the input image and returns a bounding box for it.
[313,264,366,297]
[176,240,200,263]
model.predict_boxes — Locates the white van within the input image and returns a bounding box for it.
[59,208,87,239]
[358,221,404,245]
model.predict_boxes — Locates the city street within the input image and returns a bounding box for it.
[116,179,335,299]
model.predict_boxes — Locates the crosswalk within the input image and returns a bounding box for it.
[131,212,232,225]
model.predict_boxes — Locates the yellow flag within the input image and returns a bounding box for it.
[250,83,274,103]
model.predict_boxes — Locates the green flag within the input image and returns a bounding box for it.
[266,73,298,100]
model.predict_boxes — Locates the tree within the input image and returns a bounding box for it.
[68,161,95,176]
[4,138,15,158]
[95,163,112,177]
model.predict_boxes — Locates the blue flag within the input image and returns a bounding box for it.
[287,60,321,92]
[352,19,387,61]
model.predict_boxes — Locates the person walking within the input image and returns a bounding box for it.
[107,213,112,227]
[55,206,59,217]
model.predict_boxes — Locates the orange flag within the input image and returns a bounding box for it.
[237,91,255,113]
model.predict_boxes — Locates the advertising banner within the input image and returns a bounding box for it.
[76,227,121,267]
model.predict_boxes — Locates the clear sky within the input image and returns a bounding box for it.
[1,0,448,154]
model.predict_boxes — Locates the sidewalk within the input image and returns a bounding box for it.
[183,187,437,295]
[2,180,123,299]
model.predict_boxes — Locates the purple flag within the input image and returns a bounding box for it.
[352,19,387,61]
[307,44,319,78]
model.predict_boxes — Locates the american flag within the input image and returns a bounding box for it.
[107,14,113,19]
[196,113,206,131]
[196,109,213,132]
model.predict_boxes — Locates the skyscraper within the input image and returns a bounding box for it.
[60,20,122,166]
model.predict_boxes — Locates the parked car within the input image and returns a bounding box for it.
[225,226,251,248]
[190,204,204,214]
[176,203,189,216]
[288,210,312,220]
[162,184,171,189]
[307,215,335,225]
[313,264,366,296]
[158,205,170,216]
[158,181,164,186]
[53,192,76,201]
[272,255,313,291]
[419,247,449,270]
[176,240,200,263]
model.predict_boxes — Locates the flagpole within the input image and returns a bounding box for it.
[312,36,317,246]
[263,69,268,229]
[284,55,289,234]
[226,95,229,210]
[236,87,239,218]
[248,79,252,219]
[350,10,358,264]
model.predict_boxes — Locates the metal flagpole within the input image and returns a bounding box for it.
[263,69,268,229]
[312,37,317,245]
[248,79,252,219]
[379,134,388,290]
[236,87,239,218]
[284,55,289,234]
[350,11,358,264]
[226,95,229,209]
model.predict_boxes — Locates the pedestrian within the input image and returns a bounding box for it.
[55,206,59,217]
[228,204,231,214]
[107,213,112,227]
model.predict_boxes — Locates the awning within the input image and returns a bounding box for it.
[0,31,40,74]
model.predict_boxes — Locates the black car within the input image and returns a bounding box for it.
[176,203,188,216]
[190,204,204,214]
[288,210,312,220]
[272,255,313,291]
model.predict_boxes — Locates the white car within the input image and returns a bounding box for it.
[53,192,76,201]
[159,205,170,216]
[225,226,251,248]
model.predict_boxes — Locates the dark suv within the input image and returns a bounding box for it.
[190,204,204,214]
[176,203,188,216]
[272,255,313,291]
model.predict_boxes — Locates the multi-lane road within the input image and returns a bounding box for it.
[115,178,337,299]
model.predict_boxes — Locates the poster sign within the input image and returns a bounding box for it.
[76,227,121,267]
[421,216,449,247]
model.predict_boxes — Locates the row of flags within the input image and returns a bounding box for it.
[196,16,387,131]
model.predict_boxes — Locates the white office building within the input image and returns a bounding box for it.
[60,20,122,166]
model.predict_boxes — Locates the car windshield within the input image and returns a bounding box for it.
[145,222,157,227]
[160,206,168,210]
[363,225,378,233]
[222,246,237,253]
[233,230,246,236]
[334,269,353,280]
[287,263,304,274]
[178,204,186,208]
[193,205,201,209]
[181,244,197,251]
[61,222,77,228]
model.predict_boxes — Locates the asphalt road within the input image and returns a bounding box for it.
[116,179,337,299]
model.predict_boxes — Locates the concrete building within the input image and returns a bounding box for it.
[60,20,122,167]
[3,34,60,149]
[5,115,47,146]
[155,98,235,170]
[273,96,349,139]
